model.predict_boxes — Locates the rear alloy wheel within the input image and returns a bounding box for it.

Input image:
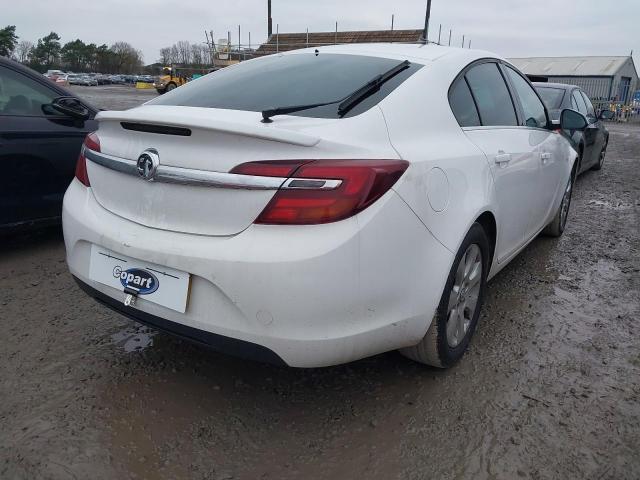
[543,171,574,237]
[591,140,608,171]
[400,223,489,368]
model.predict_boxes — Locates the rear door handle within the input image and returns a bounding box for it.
[540,152,552,164]
[495,152,512,165]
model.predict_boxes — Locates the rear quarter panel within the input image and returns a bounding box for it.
[380,53,497,260]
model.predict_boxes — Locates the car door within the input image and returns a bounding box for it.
[460,61,541,263]
[570,89,598,171]
[580,90,605,167]
[0,63,97,227]
[502,64,563,234]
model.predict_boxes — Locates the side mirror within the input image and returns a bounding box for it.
[560,109,588,131]
[598,110,615,121]
[50,96,90,120]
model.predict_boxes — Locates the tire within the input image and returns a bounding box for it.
[156,89,166,95]
[166,82,177,92]
[543,168,574,237]
[591,138,608,171]
[400,223,490,368]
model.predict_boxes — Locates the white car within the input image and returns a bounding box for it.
[63,44,583,368]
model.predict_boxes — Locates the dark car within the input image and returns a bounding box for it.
[95,74,111,85]
[0,57,98,231]
[108,75,126,85]
[533,82,613,174]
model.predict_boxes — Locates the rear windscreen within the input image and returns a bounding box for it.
[535,87,565,109]
[149,53,422,119]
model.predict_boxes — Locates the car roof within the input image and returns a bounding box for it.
[283,42,504,65]
[1,56,53,80]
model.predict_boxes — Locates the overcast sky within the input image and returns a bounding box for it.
[6,0,639,67]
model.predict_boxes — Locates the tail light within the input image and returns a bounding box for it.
[75,132,100,187]
[231,160,409,225]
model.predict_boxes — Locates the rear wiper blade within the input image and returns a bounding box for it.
[261,99,341,123]
[337,60,410,117]
[260,60,411,123]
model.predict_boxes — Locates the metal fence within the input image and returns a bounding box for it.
[594,101,639,125]
[204,21,471,62]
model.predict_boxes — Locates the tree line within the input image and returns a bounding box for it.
[159,41,214,68]
[0,25,144,74]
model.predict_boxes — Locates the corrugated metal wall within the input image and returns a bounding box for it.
[546,76,612,100]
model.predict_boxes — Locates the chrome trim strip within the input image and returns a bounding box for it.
[84,149,341,191]
[462,125,552,133]
[155,165,286,190]
[281,178,342,190]
[85,148,138,176]
[85,149,284,190]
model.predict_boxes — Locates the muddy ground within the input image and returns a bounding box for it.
[1,87,639,479]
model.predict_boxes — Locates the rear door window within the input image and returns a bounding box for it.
[504,66,547,128]
[449,78,481,127]
[572,90,588,116]
[580,90,596,118]
[149,53,422,119]
[570,94,579,111]
[465,62,518,127]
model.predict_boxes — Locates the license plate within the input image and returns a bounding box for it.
[88,245,190,313]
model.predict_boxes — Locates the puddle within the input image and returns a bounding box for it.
[111,325,157,353]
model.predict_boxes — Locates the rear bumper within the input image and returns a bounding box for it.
[74,276,286,365]
[63,179,453,367]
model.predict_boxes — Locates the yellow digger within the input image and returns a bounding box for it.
[154,66,215,94]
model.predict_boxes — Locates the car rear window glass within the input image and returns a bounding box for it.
[535,87,565,109]
[504,66,547,128]
[449,78,481,127]
[465,63,517,127]
[149,53,422,119]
